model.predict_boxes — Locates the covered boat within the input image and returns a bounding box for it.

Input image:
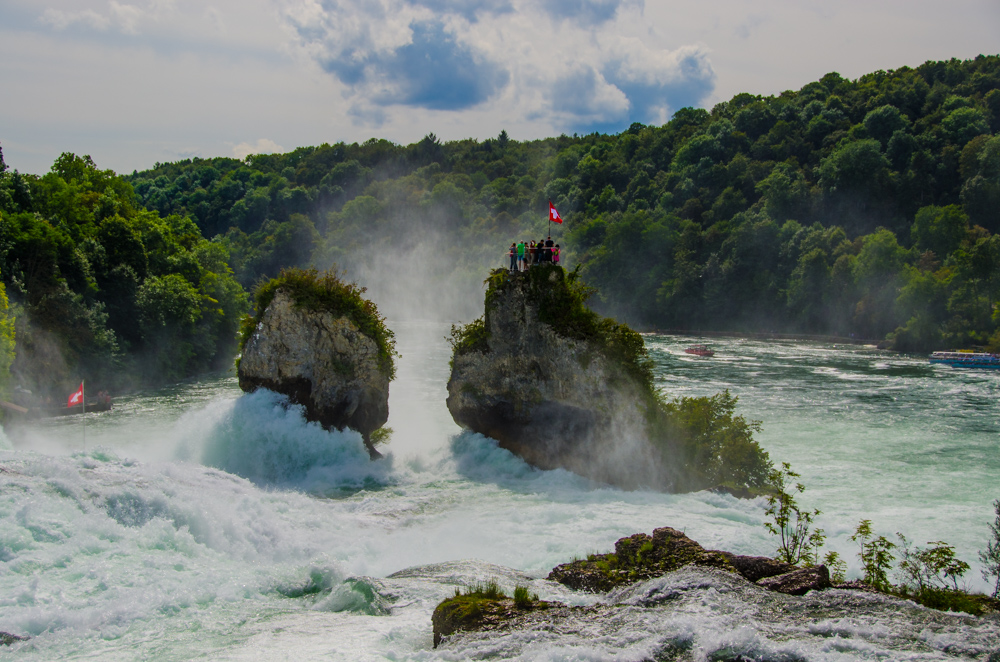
[929,351,1000,369]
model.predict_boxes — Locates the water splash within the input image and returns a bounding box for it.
[198,388,395,492]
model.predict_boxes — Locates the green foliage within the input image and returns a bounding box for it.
[0,283,14,394]
[851,519,897,591]
[448,317,488,356]
[980,498,1000,598]
[369,426,393,447]
[763,462,825,565]
[457,579,506,600]
[0,148,248,396]
[823,551,847,583]
[512,585,538,608]
[243,267,397,379]
[896,534,970,592]
[661,390,772,492]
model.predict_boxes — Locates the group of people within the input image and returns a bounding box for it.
[509,237,560,271]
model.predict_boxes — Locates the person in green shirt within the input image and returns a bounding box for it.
[516,241,526,271]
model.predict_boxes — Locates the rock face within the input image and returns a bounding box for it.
[238,289,390,457]
[446,267,667,489]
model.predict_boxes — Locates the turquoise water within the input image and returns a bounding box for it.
[0,324,998,660]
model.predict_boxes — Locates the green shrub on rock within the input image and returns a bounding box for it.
[240,267,396,378]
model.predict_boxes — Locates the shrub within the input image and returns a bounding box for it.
[763,462,825,565]
[851,520,896,591]
[239,267,396,378]
[513,585,538,608]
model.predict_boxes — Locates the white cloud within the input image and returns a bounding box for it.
[278,0,716,132]
[232,138,285,160]
[3,0,998,175]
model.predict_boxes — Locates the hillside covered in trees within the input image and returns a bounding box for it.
[127,55,1000,352]
[0,150,247,399]
[1,55,998,399]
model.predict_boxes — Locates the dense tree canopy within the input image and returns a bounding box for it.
[126,55,1000,352]
[0,147,247,398]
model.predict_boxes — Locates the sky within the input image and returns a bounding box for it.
[1,0,998,175]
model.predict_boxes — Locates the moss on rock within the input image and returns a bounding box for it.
[548,527,736,592]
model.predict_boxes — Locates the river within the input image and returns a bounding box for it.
[1,322,998,660]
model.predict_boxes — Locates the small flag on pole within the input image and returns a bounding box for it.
[68,383,84,408]
[548,200,563,224]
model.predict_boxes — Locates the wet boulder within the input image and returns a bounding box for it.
[238,270,396,458]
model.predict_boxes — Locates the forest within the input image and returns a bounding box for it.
[127,55,1000,350]
[0,150,247,399]
[1,54,998,397]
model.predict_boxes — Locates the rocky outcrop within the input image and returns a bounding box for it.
[433,527,849,647]
[446,266,670,489]
[238,289,391,458]
[548,527,734,592]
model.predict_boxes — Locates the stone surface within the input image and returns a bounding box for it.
[712,552,798,582]
[238,289,390,457]
[446,268,668,489]
[756,564,832,595]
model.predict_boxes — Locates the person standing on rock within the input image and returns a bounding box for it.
[545,236,554,262]
[517,240,526,271]
[508,243,517,271]
[553,244,560,265]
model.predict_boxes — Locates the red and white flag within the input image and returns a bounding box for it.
[548,200,563,224]
[68,383,83,408]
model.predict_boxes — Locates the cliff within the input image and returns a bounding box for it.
[446,265,771,492]
[237,269,396,458]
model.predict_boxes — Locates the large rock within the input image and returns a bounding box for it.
[756,565,832,595]
[446,266,669,489]
[238,289,390,458]
[547,527,735,592]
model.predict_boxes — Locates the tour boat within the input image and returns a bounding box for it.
[928,351,1000,369]
[684,344,714,357]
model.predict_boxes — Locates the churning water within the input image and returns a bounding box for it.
[1,323,998,660]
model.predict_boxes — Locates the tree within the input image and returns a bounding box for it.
[851,520,896,591]
[763,462,825,565]
[911,205,969,257]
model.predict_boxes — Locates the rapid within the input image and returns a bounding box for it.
[1,321,999,660]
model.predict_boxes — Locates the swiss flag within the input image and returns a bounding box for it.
[548,200,563,224]
[68,383,83,408]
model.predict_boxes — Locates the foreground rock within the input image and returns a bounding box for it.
[446,266,771,492]
[0,632,29,646]
[432,527,890,647]
[238,270,396,458]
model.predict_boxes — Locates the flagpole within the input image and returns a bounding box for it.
[82,379,86,452]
